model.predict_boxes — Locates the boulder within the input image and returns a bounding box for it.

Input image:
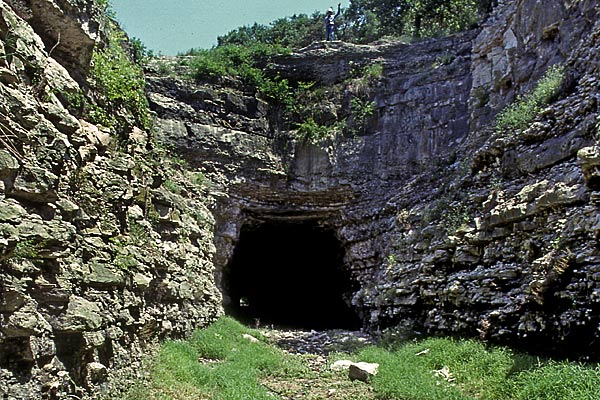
[12,166,59,203]
[0,67,19,85]
[0,150,20,189]
[2,303,52,337]
[53,296,102,332]
[27,0,103,77]
[348,362,379,382]
[242,333,259,343]
[330,359,380,382]
[0,199,26,222]
[578,146,600,189]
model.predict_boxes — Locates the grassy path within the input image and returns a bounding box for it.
[119,317,600,400]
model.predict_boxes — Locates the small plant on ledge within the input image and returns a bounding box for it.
[494,64,566,136]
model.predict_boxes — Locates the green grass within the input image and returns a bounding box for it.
[509,362,600,400]
[123,317,311,400]
[355,338,514,400]
[122,317,600,400]
[355,338,600,400]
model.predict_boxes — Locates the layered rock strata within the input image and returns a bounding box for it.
[0,1,221,399]
[147,0,600,360]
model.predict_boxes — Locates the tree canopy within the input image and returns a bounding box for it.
[215,0,494,49]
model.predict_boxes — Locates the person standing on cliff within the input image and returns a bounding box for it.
[324,3,342,42]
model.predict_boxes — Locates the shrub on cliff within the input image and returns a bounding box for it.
[495,64,566,135]
[186,42,297,113]
[187,43,290,87]
[218,13,323,49]
[89,22,150,130]
[62,1,151,131]
[343,0,494,41]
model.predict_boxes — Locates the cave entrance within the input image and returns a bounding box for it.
[224,220,361,330]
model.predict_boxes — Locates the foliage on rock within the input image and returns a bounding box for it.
[186,43,290,87]
[217,13,325,49]
[89,21,150,130]
[495,64,566,135]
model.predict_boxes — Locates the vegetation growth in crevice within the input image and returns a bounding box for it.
[58,2,151,132]
[494,64,567,136]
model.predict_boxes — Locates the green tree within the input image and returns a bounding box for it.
[343,0,493,42]
[342,0,411,41]
[403,0,480,37]
[217,13,323,49]
[215,0,493,49]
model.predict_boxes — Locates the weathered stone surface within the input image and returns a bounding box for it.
[578,146,600,189]
[85,260,125,289]
[0,1,47,71]
[41,100,80,134]
[2,303,51,337]
[330,359,354,372]
[53,296,102,332]
[331,359,380,382]
[0,66,18,84]
[13,0,103,77]
[0,4,222,397]
[11,166,58,203]
[348,362,379,382]
[469,0,598,129]
[242,333,259,343]
[86,362,108,383]
[0,199,26,222]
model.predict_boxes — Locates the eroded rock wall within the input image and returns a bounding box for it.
[355,0,600,358]
[146,30,475,314]
[147,0,600,360]
[470,0,598,129]
[0,2,221,399]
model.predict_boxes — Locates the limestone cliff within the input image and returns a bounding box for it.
[0,1,221,399]
[1,0,600,398]
[147,0,600,360]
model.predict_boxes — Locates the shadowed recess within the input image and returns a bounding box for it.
[225,221,361,330]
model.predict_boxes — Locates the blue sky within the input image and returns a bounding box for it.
[111,0,348,55]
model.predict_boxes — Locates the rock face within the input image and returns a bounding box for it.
[146,0,600,361]
[469,0,598,129]
[4,0,104,80]
[0,1,221,399]
[146,31,476,319]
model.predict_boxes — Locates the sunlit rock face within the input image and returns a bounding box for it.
[146,29,476,337]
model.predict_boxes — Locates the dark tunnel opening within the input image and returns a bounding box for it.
[224,220,361,330]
